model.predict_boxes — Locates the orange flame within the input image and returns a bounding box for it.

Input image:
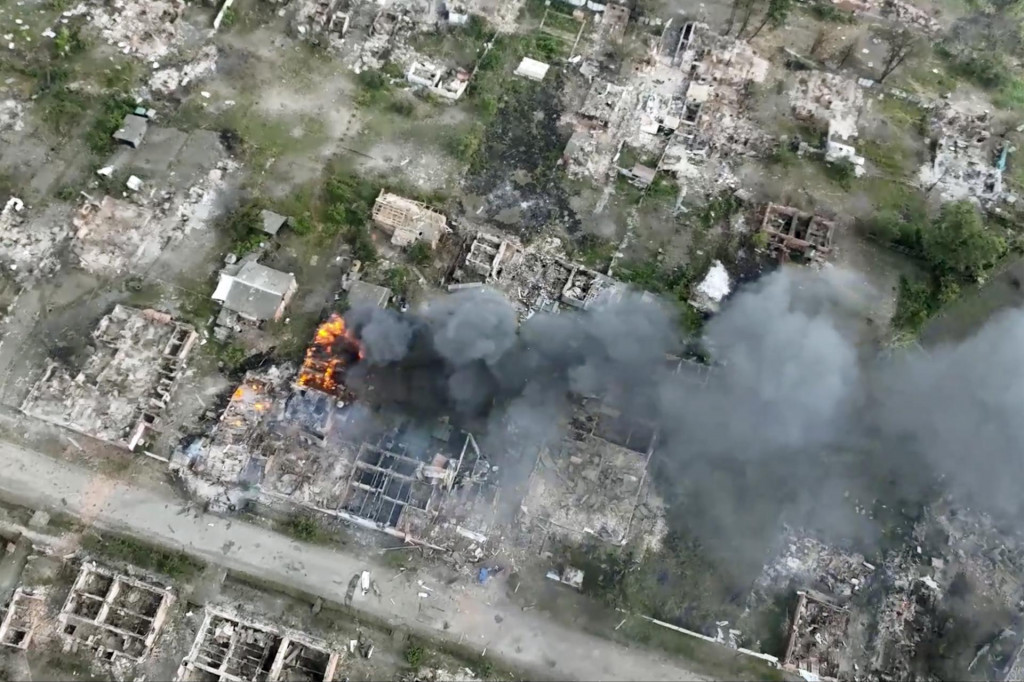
[297,313,363,395]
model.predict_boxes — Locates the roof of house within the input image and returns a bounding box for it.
[213,261,296,320]
[347,280,393,309]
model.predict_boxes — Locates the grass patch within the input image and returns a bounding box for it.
[822,157,857,189]
[411,15,491,66]
[541,9,583,36]
[573,234,617,270]
[996,78,1024,110]
[859,138,910,176]
[875,95,928,134]
[404,641,426,668]
[82,533,204,580]
[279,513,334,544]
[85,94,136,155]
[806,1,856,22]
[646,174,679,202]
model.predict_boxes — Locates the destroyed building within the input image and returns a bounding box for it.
[0,587,46,650]
[21,305,197,452]
[918,108,1009,207]
[448,231,625,318]
[179,317,499,551]
[177,606,341,682]
[58,562,175,663]
[782,591,850,681]
[759,203,835,265]
[521,399,657,545]
[406,61,470,100]
[564,21,770,194]
[371,191,449,249]
[0,197,70,281]
[212,259,298,324]
[293,0,351,47]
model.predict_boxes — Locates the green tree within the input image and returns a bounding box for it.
[921,201,1005,278]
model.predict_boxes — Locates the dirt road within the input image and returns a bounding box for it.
[0,438,710,682]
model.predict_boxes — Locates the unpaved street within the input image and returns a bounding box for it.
[0,438,709,682]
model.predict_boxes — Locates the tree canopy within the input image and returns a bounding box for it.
[921,201,1005,278]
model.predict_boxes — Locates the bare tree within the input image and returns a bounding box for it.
[836,36,860,69]
[809,28,829,58]
[737,0,766,36]
[749,0,792,39]
[878,28,920,82]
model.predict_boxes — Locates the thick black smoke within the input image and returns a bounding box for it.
[341,268,1024,575]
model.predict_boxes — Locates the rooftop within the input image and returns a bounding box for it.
[213,260,297,322]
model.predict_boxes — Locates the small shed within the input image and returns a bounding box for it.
[113,114,149,148]
[212,260,297,323]
[260,210,289,236]
[514,57,551,82]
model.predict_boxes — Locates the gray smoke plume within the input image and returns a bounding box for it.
[342,267,1024,579]
[874,310,1024,519]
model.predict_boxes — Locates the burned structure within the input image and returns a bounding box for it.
[564,20,770,196]
[181,316,500,550]
[918,108,1009,207]
[177,607,340,682]
[521,400,656,545]
[371,191,449,250]
[293,0,351,47]
[21,305,197,452]
[782,591,850,681]
[0,587,47,650]
[759,203,835,264]
[406,61,470,100]
[449,231,624,318]
[58,562,174,663]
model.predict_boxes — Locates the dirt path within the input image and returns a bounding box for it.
[0,438,710,682]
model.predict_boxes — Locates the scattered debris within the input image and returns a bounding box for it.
[21,305,197,452]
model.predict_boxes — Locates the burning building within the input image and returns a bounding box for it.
[179,313,499,550]
[296,313,364,399]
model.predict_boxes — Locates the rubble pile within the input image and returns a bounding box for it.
[0,199,70,281]
[72,158,235,277]
[881,0,942,34]
[177,158,238,233]
[348,0,435,73]
[404,667,483,682]
[790,72,864,141]
[754,533,876,601]
[72,0,191,61]
[148,44,219,95]
[917,108,1011,207]
[867,556,941,679]
[929,501,1024,607]
[0,98,25,135]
